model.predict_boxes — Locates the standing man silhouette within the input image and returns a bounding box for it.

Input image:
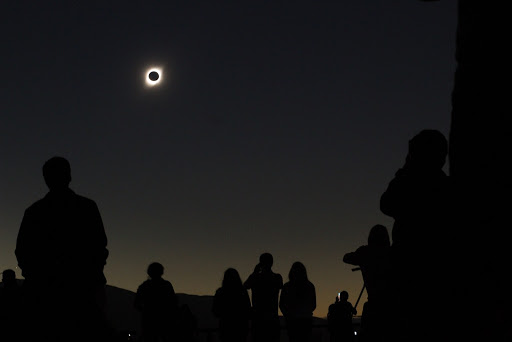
[244,253,283,342]
[327,291,357,342]
[15,156,109,342]
[135,262,179,342]
[380,130,452,342]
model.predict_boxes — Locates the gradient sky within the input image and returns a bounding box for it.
[1,1,456,318]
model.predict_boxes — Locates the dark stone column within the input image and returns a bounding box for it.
[449,2,511,341]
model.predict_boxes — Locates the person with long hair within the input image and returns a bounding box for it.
[343,224,391,341]
[279,262,316,342]
[213,268,251,342]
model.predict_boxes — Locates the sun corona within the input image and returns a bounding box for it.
[145,67,162,87]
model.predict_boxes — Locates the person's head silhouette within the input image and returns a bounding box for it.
[259,252,273,271]
[339,290,349,302]
[147,262,164,280]
[368,224,390,247]
[2,269,16,285]
[222,268,243,289]
[288,261,308,282]
[407,129,448,170]
[43,156,71,191]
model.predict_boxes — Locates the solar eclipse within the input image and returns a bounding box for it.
[145,67,162,87]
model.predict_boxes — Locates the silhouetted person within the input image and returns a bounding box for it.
[343,224,391,341]
[134,262,179,342]
[327,291,356,342]
[212,268,251,342]
[15,156,109,342]
[279,261,316,342]
[380,130,453,341]
[243,253,283,342]
[0,269,21,340]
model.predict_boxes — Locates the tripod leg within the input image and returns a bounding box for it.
[354,284,365,310]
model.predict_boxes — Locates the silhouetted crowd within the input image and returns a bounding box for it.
[3,2,512,341]
[0,129,456,342]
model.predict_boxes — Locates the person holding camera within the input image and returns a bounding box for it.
[343,224,391,342]
[327,291,356,342]
[244,253,283,342]
[380,129,453,341]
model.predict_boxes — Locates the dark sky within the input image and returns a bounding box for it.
[0,1,456,317]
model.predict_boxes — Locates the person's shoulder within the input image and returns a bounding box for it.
[25,196,48,212]
[243,273,256,288]
[163,279,175,288]
[137,280,151,291]
[393,167,409,178]
[74,193,98,206]
[274,273,284,287]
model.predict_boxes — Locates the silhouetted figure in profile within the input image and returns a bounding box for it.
[279,261,316,342]
[380,130,453,341]
[244,253,283,342]
[327,291,356,342]
[212,268,251,342]
[0,269,21,340]
[15,156,109,342]
[134,262,179,342]
[343,224,391,341]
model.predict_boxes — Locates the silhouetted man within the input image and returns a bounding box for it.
[15,156,109,342]
[380,130,453,342]
[134,262,179,342]
[244,253,283,342]
[327,291,356,342]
